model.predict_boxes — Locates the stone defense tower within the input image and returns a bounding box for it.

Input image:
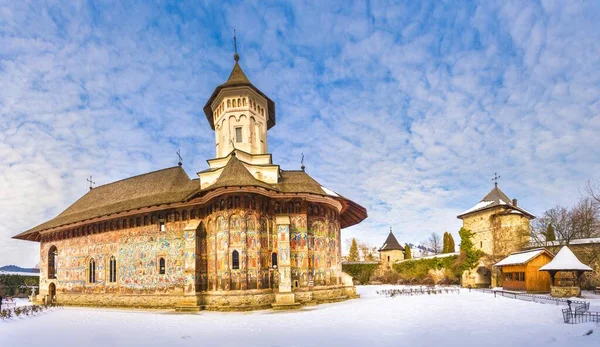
[457,183,535,258]
[378,229,405,269]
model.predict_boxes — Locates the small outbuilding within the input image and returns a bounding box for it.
[494,248,554,292]
[539,246,593,298]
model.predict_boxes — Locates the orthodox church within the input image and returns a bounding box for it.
[13,50,367,310]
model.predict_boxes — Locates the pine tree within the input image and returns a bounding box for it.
[447,233,456,253]
[442,232,450,253]
[348,238,360,261]
[545,224,556,242]
[404,244,411,259]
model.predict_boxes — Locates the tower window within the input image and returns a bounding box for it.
[160,220,166,232]
[232,250,240,269]
[235,127,242,143]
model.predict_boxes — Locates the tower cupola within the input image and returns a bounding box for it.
[203,52,276,157]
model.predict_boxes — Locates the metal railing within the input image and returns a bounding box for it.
[377,286,460,297]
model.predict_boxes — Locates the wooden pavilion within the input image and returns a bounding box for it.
[539,246,593,298]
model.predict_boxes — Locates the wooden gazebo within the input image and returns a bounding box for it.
[539,246,593,298]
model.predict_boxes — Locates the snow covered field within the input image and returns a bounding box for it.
[1,286,599,347]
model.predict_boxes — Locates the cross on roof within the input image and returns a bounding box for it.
[86,176,96,190]
[177,149,183,167]
[233,29,239,62]
[301,153,305,171]
[492,172,501,187]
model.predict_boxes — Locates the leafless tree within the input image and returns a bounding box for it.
[571,197,600,238]
[586,179,600,205]
[428,232,442,254]
[357,241,378,261]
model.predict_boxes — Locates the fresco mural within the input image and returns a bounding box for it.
[37,196,345,306]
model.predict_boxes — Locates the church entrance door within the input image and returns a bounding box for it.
[48,283,56,304]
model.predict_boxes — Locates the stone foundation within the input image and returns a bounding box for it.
[550,286,581,298]
[37,285,358,311]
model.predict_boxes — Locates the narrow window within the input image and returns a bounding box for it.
[232,250,240,269]
[480,241,482,248]
[235,127,242,143]
[48,246,58,279]
[109,256,117,283]
[191,209,197,219]
[159,220,166,232]
[387,256,390,262]
[272,252,278,268]
[144,216,149,225]
[89,258,96,283]
[159,258,166,274]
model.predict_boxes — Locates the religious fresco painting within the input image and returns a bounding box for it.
[13,48,367,310]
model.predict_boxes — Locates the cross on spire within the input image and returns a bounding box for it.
[492,172,501,187]
[233,29,239,62]
[177,149,183,167]
[86,176,96,191]
[301,153,305,171]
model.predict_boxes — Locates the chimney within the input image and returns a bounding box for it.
[512,198,517,207]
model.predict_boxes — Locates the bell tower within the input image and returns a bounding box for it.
[203,43,276,158]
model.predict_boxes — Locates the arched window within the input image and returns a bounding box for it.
[88,258,96,283]
[243,98,247,106]
[48,246,58,279]
[308,205,313,216]
[109,256,117,283]
[251,197,256,210]
[227,197,233,209]
[190,209,196,219]
[151,215,157,224]
[275,203,280,213]
[232,99,236,107]
[234,196,240,208]
[244,196,250,209]
[227,100,231,107]
[272,252,278,268]
[295,202,301,214]
[232,250,240,270]
[182,210,188,221]
[174,211,180,221]
[136,217,141,226]
[288,202,294,214]
[220,199,225,211]
[129,218,134,228]
[237,98,241,106]
[144,216,149,226]
[159,258,166,274]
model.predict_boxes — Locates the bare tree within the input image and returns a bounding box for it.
[357,241,378,261]
[571,197,600,238]
[586,179,600,205]
[428,232,442,254]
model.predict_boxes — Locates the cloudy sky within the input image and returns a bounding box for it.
[1,0,599,267]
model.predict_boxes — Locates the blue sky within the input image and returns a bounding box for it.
[1,0,599,267]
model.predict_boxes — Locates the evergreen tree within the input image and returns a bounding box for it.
[404,244,412,259]
[545,224,556,242]
[348,238,360,261]
[447,233,456,253]
[442,232,449,253]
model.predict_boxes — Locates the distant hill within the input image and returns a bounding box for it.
[0,265,40,274]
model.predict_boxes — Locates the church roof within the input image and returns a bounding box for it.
[203,59,276,130]
[14,161,368,241]
[539,246,593,272]
[456,184,535,219]
[206,154,274,191]
[13,166,198,240]
[379,231,404,251]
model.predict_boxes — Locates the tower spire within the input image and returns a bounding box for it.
[233,29,239,62]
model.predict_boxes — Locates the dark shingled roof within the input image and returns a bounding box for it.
[379,231,404,251]
[456,184,535,219]
[14,159,368,241]
[206,155,275,191]
[14,167,197,239]
[203,60,276,130]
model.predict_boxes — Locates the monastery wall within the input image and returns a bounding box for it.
[39,217,190,307]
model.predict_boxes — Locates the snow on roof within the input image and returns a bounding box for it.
[539,246,593,272]
[460,200,494,215]
[529,237,600,248]
[0,270,40,277]
[494,249,548,267]
[321,186,339,197]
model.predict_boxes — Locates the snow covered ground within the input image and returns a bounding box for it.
[1,285,599,347]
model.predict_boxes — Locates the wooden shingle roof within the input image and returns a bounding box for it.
[379,231,404,251]
[457,184,535,219]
